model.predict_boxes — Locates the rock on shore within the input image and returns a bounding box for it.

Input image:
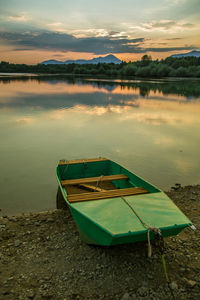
[0,185,200,300]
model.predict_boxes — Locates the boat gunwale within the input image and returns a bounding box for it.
[56,158,192,244]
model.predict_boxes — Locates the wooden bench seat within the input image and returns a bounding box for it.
[59,157,108,165]
[61,174,128,186]
[67,187,148,203]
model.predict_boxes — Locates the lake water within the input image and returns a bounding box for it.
[0,75,200,215]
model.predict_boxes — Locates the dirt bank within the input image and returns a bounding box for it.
[0,185,199,300]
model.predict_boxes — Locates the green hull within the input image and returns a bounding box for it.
[56,158,192,246]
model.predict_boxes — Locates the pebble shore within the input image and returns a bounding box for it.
[0,185,200,300]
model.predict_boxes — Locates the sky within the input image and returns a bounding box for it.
[0,0,200,64]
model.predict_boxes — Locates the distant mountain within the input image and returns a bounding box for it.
[40,59,65,65]
[171,50,200,58]
[41,54,122,65]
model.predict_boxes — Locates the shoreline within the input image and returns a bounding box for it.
[0,185,199,299]
[1,72,200,81]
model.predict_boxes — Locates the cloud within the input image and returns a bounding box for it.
[47,22,63,27]
[7,14,31,22]
[0,31,145,54]
[166,37,183,40]
[109,31,121,36]
[145,46,197,52]
[14,117,34,125]
[46,22,68,33]
[0,30,197,55]
[129,20,197,33]
[69,28,128,39]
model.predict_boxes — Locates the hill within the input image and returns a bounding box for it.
[171,50,200,58]
[41,54,122,65]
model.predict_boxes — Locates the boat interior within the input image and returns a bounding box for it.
[57,158,160,203]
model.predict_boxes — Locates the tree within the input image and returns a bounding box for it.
[141,54,152,66]
[141,54,152,61]
[121,64,137,76]
[175,67,189,77]
[156,64,172,77]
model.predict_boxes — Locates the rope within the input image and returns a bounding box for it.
[95,175,104,191]
[161,255,176,300]
[162,254,169,282]
[121,196,161,258]
[121,196,176,299]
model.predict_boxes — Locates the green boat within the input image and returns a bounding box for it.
[56,157,192,246]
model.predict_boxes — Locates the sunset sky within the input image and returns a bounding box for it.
[0,0,199,64]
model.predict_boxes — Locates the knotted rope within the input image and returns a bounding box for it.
[121,196,176,299]
[121,196,161,257]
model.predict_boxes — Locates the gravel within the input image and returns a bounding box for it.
[0,185,200,300]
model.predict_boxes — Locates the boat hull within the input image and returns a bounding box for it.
[69,205,189,246]
[56,158,192,246]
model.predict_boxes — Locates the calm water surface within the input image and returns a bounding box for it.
[0,76,200,215]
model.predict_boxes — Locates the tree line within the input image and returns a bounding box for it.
[1,55,200,78]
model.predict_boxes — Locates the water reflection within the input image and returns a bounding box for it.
[0,76,200,215]
[1,75,200,98]
[1,76,200,127]
[0,76,200,112]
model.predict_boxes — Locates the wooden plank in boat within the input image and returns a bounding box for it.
[78,183,106,192]
[61,174,128,186]
[68,187,148,203]
[59,158,108,165]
